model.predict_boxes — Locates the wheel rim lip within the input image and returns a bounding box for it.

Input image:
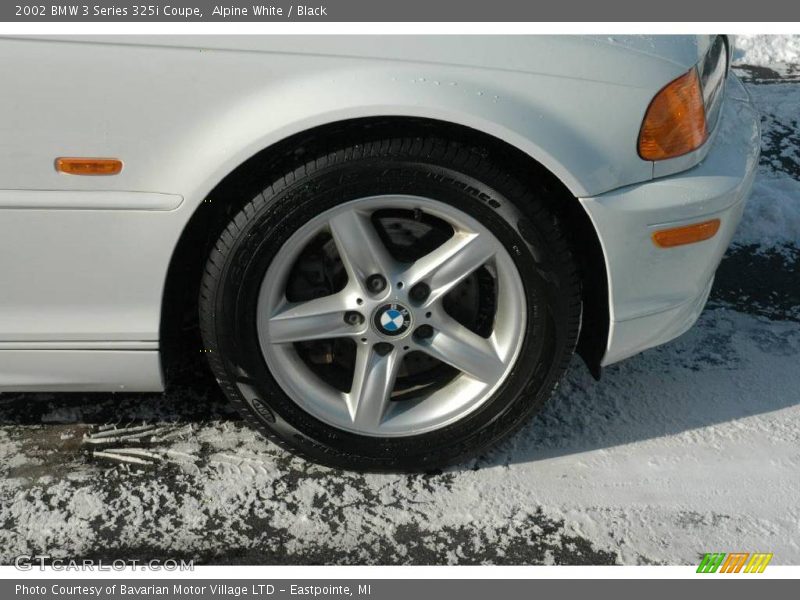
[256,194,528,438]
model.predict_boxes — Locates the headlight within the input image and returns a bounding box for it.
[638,35,728,161]
[697,35,728,130]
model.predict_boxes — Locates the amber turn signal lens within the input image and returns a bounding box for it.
[638,68,708,161]
[652,219,721,248]
[55,157,123,176]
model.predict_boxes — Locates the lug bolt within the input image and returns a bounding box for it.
[344,311,364,326]
[365,274,387,294]
[409,282,430,303]
[414,325,434,340]
[374,342,394,356]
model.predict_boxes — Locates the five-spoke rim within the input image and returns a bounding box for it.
[256,195,527,437]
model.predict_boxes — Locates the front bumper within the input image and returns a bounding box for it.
[580,73,760,366]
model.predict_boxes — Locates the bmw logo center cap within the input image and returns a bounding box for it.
[374,303,412,337]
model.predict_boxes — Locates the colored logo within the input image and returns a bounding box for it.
[697,552,773,573]
[374,303,411,337]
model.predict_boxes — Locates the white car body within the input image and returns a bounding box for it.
[0,35,759,391]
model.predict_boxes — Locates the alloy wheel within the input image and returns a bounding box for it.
[256,195,527,437]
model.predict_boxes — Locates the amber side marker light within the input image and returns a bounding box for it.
[638,68,708,161]
[652,219,721,248]
[55,157,123,176]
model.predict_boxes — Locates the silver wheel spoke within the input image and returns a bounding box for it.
[267,291,356,344]
[422,314,506,383]
[347,345,400,428]
[402,232,497,304]
[328,209,397,287]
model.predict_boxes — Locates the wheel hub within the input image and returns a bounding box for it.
[373,302,413,338]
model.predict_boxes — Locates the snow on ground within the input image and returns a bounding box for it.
[2,304,798,565]
[732,81,800,253]
[1,47,800,566]
[737,177,800,251]
[735,35,800,67]
[730,35,800,254]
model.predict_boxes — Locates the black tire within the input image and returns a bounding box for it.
[199,134,581,471]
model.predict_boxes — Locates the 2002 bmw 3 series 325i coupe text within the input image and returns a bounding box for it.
[0,35,758,470]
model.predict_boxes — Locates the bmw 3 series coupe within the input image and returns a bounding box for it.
[0,35,759,470]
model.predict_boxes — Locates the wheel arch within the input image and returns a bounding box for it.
[159,117,609,383]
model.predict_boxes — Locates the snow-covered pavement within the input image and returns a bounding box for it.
[1,59,799,566]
